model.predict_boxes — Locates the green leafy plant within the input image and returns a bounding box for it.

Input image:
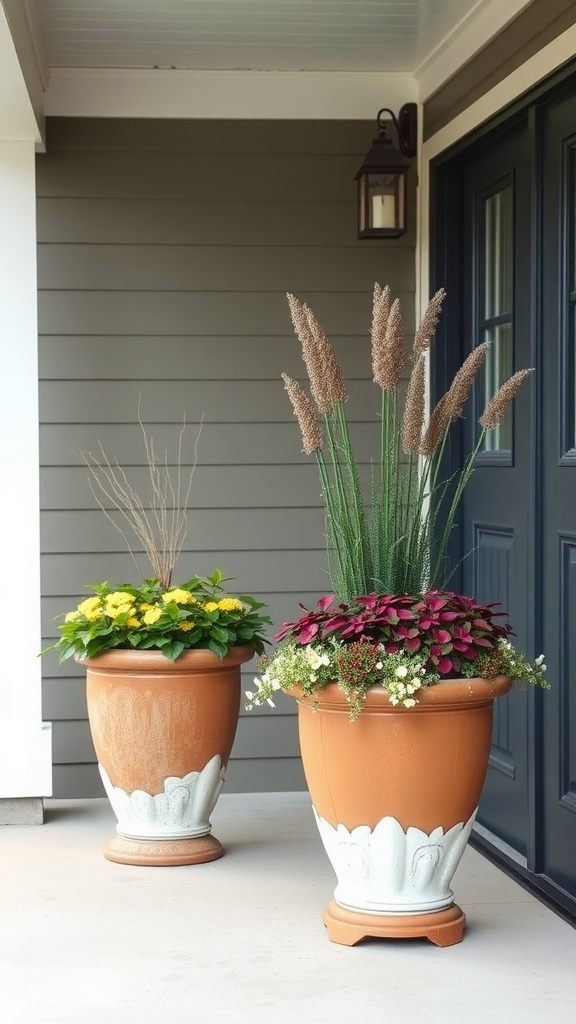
[44,412,271,663]
[47,572,269,663]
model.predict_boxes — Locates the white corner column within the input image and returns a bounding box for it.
[0,139,52,820]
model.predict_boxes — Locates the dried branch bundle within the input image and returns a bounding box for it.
[82,405,202,590]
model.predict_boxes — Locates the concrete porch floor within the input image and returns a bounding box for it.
[1,792,575,1024]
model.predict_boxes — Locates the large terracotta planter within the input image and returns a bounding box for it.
[291,675,512,946]
[82,646,254,866]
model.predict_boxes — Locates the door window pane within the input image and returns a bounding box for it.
[481,323,512,451]
[484,189,512,320]
[480,184,513,452]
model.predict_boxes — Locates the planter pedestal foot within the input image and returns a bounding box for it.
[103,833,224,866]
[323,901,466,947]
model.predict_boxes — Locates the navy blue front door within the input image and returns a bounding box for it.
[431,71,576,916]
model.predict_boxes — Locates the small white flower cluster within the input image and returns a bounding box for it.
[497,639,548,687]
[245,670,282,708]
[385,663,426,708]
[304,646,330,682]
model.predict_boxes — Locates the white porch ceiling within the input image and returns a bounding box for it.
[32,0,525,74]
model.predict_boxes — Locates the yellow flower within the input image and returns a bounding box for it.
[217,598,244,612]
[139,603,153,612]
[161,589,196,605]
[142,607,163,626]
[203,601,219,613]
[77,597,103,620]
[104,592,135,620]
[126,617,140,629]
[64,611,80,623]
[179,621,194,631]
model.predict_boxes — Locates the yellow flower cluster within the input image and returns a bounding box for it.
[104,592,136,619]
[161,589,198,605]
[67,587,246,636]
[217,598,245,612]
[142,607,163,626]
[77,596,103,621]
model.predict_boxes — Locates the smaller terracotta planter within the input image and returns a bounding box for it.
[291,675,512,946]
[83,646,254,866]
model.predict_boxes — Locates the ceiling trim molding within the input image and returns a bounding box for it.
[44,67,417,121]
[415,0,535,101]
[421,21,576,160]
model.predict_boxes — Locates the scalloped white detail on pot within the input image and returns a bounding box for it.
[98,755,226,841]
[313,806,477,915]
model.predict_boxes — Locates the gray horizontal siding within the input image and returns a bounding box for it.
[39,117,416,798]
[38,379,386,423]
[38,289,416,336]
[41,507,326,550]
[38,336,376,381]
[37,244,415,293]
[37,197,416,247]
[36,150,379,201]
[41,550,330,596]
[39,423,378,464]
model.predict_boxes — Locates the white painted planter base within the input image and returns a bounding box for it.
[313,806,478,916]
[99,754,226,842]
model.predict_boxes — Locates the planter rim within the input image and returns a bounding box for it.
[287,675,512,711]
[77,645,255,672]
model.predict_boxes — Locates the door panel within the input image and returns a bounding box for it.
[541,89,576,896]
[462,124,533,855]
[433,70,576,915]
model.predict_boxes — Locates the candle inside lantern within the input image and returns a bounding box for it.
[371,194,396,229]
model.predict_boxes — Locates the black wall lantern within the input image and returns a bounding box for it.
[355,103,417,239]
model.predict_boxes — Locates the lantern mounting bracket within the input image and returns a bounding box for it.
[375,104,417,159]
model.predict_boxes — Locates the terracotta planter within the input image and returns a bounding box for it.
[82,646,254,866]
[291,675,512,946]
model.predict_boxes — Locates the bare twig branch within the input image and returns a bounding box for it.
[80,408,203,590]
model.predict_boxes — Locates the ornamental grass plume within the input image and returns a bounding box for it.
[281,373,323,454]
[287,292,348,414]
[372,294,405,393]
[412,288,446,360]
[280,285,534,600]
[480,368,534,430]
[402,354,426,454]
